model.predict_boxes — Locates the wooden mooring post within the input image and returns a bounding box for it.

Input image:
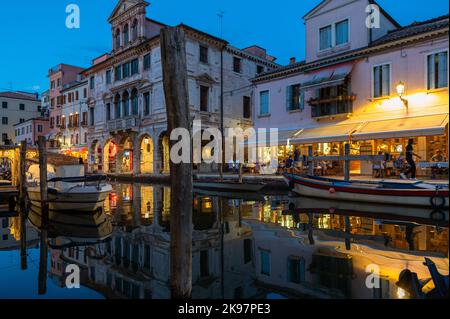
[37,136,49,295]
[344,143,351,182]
[161,26,193,299]
[19,141,27,270]
[308,146,314,176]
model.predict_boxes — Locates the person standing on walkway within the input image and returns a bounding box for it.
[401,139,421,180]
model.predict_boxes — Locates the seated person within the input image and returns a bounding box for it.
[373,151,386,178]
[431,150,448,178]
[431,150,446,162]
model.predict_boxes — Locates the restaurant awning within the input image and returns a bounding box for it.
[352,114,449,141]
[244,129,302,146]
[300,63,354,90]
[290,123,360,144]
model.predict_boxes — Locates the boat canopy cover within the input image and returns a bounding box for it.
[352,114,449,141]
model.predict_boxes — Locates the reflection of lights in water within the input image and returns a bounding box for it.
[203,201,212,210]
[397,287,406,299]
[110,192,117,208]
[317,214,331,229]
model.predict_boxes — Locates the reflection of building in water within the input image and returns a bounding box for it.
[49,243,94,287]
[247,200,449,299]
[86,185,260,299]
[0,216,39,250]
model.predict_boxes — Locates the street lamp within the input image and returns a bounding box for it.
[396,81,408,109]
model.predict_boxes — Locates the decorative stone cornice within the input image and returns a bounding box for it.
[82,37,159,76]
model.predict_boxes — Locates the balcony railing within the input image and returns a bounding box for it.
[309,95,355,118]
[107,116,140,132]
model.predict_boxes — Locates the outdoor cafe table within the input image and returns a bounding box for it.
[418,162,449,169]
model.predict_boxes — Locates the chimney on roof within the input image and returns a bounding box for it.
[290,57,296,65]
[243,45,267,59]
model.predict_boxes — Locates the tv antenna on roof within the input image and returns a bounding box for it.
[217,10,224,38]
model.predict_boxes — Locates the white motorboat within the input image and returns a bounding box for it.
[27,164,112,213]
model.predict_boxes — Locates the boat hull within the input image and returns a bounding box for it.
[28,184,112,212]
[194,181,265,192]
[284,174,449,208]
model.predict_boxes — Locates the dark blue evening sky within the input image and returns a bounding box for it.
[0,0,448,93]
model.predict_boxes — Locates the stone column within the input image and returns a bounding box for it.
[153,133,162,174]
[129,93,133,117]
[87,141,94,174]
[115,151,121,174]
[133,136,141,175]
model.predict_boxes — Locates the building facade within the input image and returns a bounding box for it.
[253,0,449,177]
[0,92,42,145]
[47,64,85,151]
[14,118,50,146]
[58,80,90,161]
[82,0,279,175]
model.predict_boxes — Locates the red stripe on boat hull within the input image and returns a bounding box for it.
[287,176,449,197]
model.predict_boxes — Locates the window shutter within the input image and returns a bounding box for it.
[438,52,448,88]
[300,90,305,111]
[373,66,380,97]
[381,64,390,96]
[286,85,292,111]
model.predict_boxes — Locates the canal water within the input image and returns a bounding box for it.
[0,182,448,299]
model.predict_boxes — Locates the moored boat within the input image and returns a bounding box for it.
[27,164,112,213]
[284,174,449,208]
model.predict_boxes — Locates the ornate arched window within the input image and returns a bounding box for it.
[122,91,130,117]
[131,19,138,41]
[123,24,129,45]
[131,88,139,115]
[115,29,121,49]
[114,94,121,118]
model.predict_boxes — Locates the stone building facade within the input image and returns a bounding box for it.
[59,80,90,161]
[82,0,279,175]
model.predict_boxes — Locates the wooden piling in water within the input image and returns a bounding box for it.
[161,26,193,299]
[37,136,49,295]
[308,146,314,176]
[344,143,351,182]
[19,141,27,270]
[238,162,243,183]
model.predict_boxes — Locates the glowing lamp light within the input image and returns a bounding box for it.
[396,81,408,109]
[396,81,406,97]
[397,287,406,299]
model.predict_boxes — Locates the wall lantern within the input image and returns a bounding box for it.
[396,81,408,109]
